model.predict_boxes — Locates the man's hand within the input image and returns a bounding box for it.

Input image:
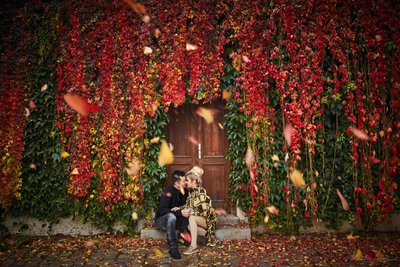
[181,208,191,217]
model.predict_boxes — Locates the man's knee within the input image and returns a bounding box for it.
[167,213,177,223]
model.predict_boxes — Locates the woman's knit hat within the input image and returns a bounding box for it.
[188,166,204,178]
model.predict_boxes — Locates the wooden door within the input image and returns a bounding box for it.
[167,101,229,208]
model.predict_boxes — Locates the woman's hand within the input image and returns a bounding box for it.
[171,207,180,212]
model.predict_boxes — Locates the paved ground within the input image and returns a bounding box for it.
[1,233,400,266]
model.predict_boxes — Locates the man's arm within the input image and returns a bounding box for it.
[157,190,173,217]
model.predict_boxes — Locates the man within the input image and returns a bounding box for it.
[155,170,188,259]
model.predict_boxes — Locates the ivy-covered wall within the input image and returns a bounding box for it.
[0,0,399,233]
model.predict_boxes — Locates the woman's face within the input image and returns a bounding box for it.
[186,177,197,189]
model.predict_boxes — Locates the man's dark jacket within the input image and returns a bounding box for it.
[155,185,188,230]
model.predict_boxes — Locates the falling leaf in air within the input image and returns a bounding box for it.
[71,168,79,175]
[150,137,160,143]
[64,93,100,116]
[188,136,198,145]
[131,211,138,220]
[215,208,228,216]
[352,249,363,261]
[222,90,232,100]
[123,0,147,14]
[41,84,48,92]
[266,205,279,215]
[29,100,36,109]
[245,147,254,169]
[242,55,250,63]
[236,206,247,221]
[186,43,198,51]
[196,107,214,124]
[154,28,161,38]
[144,46,153,55]
[349,126,369,141]
[218,123,224,129]
[289,169,306,188]
[336,189,349,211]
[271,154,279,162]
[168,143,174,151]
[125,159,141,177]
[346,232,359,240]
[141,15,150,23]
[264,213,270,224]
[284,153,289,162]
[24,108,30,117]
[158,140,174,166]
[283,123,293,146]
[61,151,70,158]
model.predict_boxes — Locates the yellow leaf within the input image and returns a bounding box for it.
[158,140,174,166]
[61,151,70,158]
[271,154,279,162]
[346,232,359,240]
[352,249,363,261]
[196,107,214,124]
[264,213,270,224]
[289,169,306,188]
[131,211,138,221]
[154,248,164,258]
[71,168,79,175]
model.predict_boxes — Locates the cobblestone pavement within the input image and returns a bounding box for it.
[1,233,400,266]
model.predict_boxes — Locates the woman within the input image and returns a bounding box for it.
[179,166,218,255]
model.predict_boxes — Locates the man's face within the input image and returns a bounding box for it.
[178,175,186,189]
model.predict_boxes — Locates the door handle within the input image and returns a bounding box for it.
[198,143,202,159]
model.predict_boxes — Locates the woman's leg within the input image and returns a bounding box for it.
[188,215,207,248]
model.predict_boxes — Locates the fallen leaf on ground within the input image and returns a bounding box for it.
[352,249,363,261]
[154,248,164,258]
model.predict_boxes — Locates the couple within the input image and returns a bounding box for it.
[154,166,218,259]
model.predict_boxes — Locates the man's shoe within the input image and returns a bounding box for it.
[183,246,199,255]
[169,248,181,259]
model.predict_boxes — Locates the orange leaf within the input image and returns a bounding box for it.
[125,159,141,177]
[123,0,146,14]
[346,232,359,240]
[64,94,99,116]
[154,28,161,38]
[150,136,160,143]
[336,189,349,211]
[222,90,232,100]
[349,126,369,141]
[158,140,174,166]
[283,123,293,146]
[188,136,198,145]
[215,208,228,216]
[266,205,279,215]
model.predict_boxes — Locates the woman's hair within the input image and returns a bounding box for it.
[186,166,204,186]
